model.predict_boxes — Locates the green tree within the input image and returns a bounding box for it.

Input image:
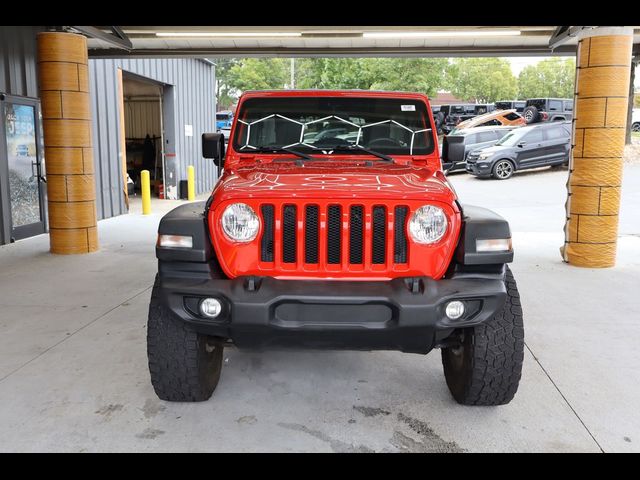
[225,58,290,93]
[446,58,518,103]
[212,58,240,109]
[517,58,576,99]
[368,58,448,96]
[215,57,450,103]
[296,58,447,95]
[296,58,376,90]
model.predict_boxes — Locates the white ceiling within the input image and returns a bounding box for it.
[83,26,640,58]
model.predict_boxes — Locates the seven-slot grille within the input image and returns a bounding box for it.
[260,203,410,269]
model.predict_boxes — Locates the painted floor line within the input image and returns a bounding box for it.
[525,342,605,453]
[0,285,153,385]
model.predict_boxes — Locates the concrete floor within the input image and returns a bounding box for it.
[1,165,639,452]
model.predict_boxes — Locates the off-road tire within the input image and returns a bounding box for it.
[441,266,524,406]
[147,277,224,402]
[522,106,541,124]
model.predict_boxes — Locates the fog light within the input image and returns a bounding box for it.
[199,298,222,318]
[445,301,465,320]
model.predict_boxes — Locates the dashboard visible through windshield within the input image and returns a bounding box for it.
[232,96,435,156]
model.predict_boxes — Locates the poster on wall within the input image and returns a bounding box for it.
[164,153,179,200]
[4,103,40,228]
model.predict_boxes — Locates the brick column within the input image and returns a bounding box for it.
[38,31,98,254]
[561,27,633,267]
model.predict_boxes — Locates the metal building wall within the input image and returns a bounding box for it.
[0,26,43,98]
[0,26,45,246]
[88,58,217,220]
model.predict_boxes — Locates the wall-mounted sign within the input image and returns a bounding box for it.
[184,124,193,137]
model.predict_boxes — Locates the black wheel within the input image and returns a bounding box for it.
[492,159,514,180]
[147,277,224,402]
[441,266,524,406]
[632,122,640,132]
[522,106,540,124]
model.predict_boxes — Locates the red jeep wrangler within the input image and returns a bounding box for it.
[148,90,524,406]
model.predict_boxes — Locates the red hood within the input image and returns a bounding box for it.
[213,160,456,204]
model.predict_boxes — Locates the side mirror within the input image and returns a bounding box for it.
[202,133,225,167]
[517,141,526,148]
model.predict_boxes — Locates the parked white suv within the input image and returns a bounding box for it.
[632,108,640,132]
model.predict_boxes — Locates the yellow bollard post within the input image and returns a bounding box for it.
[141,170,151,215]
[187,165,196,201]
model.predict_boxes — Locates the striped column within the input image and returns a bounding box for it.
[38,32,98,254]
[562,28,633,268]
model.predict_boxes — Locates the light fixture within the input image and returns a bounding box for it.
[199,298,222,318]
[363,30,521,39]
[476,238,512,252]
[157,234,193,249]
[221,203,260,242]
[445,301,466,320]
[408,205,448,244]
[156,32,302,38]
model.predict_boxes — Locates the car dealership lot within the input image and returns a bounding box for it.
[0,165,639,452]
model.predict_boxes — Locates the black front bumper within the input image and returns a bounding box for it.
[465,161,493,177]
[156,269,508,354]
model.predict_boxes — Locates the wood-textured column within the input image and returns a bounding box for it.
[38,32,98,254]
[561,28,633,268]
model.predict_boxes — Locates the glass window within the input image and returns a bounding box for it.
[524,129,544,143]
[233,96,434,155]
[476,131,497,143]
[564,100,573,111]
[504,112,521,121]
[545,127,570,140]
[549,100,562,111]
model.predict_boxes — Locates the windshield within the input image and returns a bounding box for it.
[232,96,434,156]
[495,128,529,146]
[217,113,231,120]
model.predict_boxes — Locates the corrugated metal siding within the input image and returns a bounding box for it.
[88,58,216,220]
[0,26,42,98]
[124,101,162,138]
[90,59,124,219]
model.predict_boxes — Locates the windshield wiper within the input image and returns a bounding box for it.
[239,145,315,161]
[326,145,394,163]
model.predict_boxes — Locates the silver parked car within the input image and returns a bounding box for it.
[441,125,519,172]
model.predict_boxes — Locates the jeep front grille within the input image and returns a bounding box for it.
[258,202,410,273]
[260,205,275,262]
[282,205,297,263]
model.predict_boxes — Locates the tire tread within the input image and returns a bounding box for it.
[147,276,222,402]
[442,266,524,406]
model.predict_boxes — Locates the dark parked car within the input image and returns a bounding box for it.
[465,121,571,180]
[522,98,573,124]
[495,100,526,113]
[441,125,518,172]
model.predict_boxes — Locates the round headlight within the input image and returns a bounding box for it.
[221,203,260,242]
[408,205,448,244]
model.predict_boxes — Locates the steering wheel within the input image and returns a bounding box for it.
[367,137,403,148]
